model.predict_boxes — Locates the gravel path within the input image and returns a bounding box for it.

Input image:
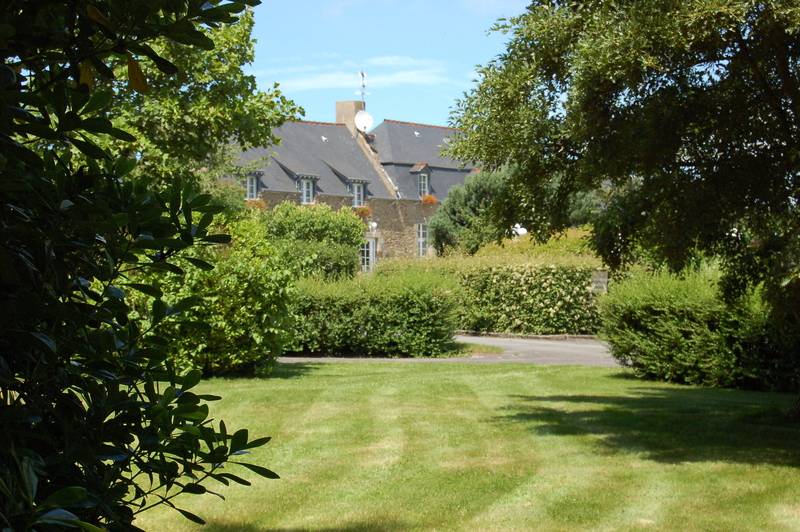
[278,334,618,367]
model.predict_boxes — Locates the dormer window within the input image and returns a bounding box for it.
[352,182,365,207]
[245,175,258,200]
[300,178,315,204]
[417,173,429,198]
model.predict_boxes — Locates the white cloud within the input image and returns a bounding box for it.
[364,55,441,68]
[259,54,458,92]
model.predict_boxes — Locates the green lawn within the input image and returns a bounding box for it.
[137,363,800,531]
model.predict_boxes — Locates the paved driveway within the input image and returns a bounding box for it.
[279,335,618,367]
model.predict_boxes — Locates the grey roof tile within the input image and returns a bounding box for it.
[370,120,467,169]
[237,121,394,199]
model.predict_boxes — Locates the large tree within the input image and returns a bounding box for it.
[108,9,302,185]
[1,1,289,529]
[448,1,800,314]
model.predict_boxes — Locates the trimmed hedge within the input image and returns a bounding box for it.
[287,272,458,357]
[598,268,800,391]
[458,265,601,334]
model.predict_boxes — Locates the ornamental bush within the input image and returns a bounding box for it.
[598,268,800,391]
[132,209,294,376]
[458,265,601,335]
[287,271,459,357]
[265,201,364,247]
[265,201,363,280]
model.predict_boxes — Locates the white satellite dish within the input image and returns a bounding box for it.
[354,110,374,133]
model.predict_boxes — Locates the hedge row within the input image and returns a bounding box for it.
[286,272,459,357]
[457,264,601,335]
[599,268,800,391]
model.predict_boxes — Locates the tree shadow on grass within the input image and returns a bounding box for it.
[204,518,411,531]
[496,386,800,467]
[266,362,324,380]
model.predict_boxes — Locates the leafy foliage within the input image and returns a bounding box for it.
[448,1,800,315]
[458,265,600,335]
[286,272,459,357]
[429,169,509,255]
[1,1,285,529]
[265,202,365,280]
[265,201,365,247]
[131,210,295,376]
[108,10,303,185]
[599,268,800,391]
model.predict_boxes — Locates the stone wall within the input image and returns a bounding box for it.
[259,191,438,260]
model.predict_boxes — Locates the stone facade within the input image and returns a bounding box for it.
[258,190,438,260]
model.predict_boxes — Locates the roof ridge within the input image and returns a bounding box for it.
[295,120,346,126]
[383,119,457,130]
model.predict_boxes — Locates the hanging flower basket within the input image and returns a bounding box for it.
[353,205,373,219]
[421,194,438,206]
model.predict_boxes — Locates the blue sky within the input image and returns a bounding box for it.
[248,0,528,127]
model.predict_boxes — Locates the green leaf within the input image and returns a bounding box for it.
[245,436,272,449]
[124,283,162,298]
[175,507,206,525]
[31,332,57,354]
[184,257,214,271]
[233,462,280,479]
[152,299,167,325]
[81,90,113,115]
[230,429,248,453]
[70,136,107,159]
[181,483,206,494]
[201,234,231,244]
[35,508,79,525]
[40,487,90,508]
[170,29,215,50]
[181,369,202,391]
[109,128,136,142]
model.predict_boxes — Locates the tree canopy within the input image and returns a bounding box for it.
[1,1,291,529]
[448,1,800,310]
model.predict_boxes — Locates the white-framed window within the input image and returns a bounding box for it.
[352,182,365,207]
[417,173,429,197]
[245,175,258,200]
[360,238,376,272]
[300,178,314,204]
[416,223,428,258]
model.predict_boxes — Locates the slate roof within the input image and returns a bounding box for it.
[238,121,394,199]
[369,120,465,169]
[369,120,473,200]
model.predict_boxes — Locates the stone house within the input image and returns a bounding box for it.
[237,101,474,271]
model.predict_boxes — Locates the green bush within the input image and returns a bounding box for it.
[458,264,601,334]
[287,271,459,357]
[429,169,508,255]
[276,239,359,280]
[598,268,773,388]
[265,201,363,280]
[266,201,364,247]
[134,210,294,376]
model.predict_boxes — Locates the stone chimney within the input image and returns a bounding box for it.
[336,100,365,136]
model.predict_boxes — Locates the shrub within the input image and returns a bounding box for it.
[287,271,459,357]
[133,210,294,376]
[597,268,795,389]
[266,201,364,247]
[264,202,363,280]
[458,264,601,334]
[276,239,359,280]
[429,169,509,255]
